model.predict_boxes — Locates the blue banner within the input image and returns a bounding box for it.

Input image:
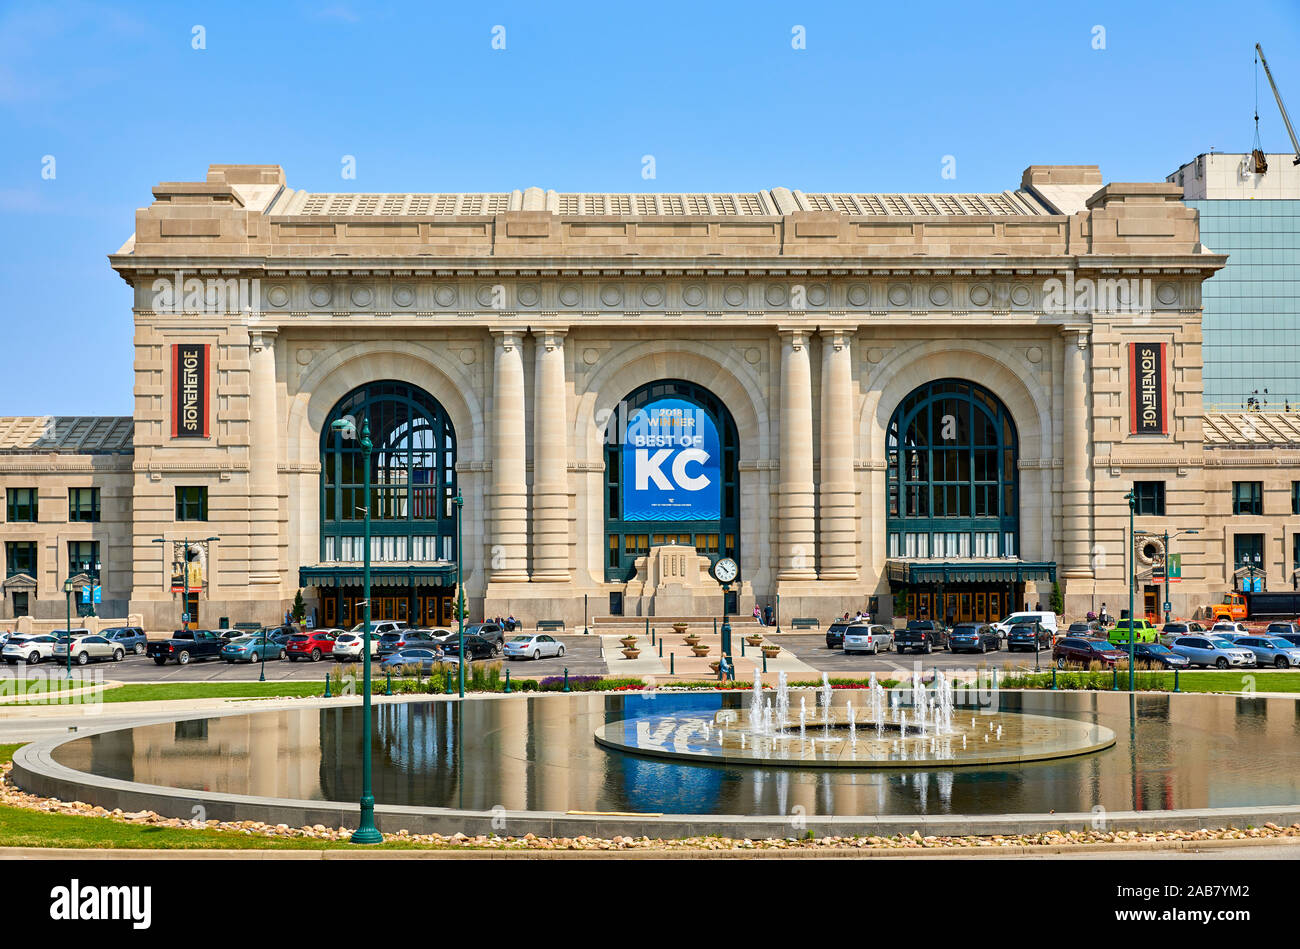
[621,398,720,522]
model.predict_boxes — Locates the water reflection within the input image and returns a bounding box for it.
[49,691,1300,818]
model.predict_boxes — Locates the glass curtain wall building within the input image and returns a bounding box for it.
[1169,153,1300,410]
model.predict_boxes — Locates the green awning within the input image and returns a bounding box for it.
[886,560,1057,585]
[298,564,457,588]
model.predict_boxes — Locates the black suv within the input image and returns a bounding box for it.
[463,623,505,648]
[1007,622,1051,652]
[894,620,949,654]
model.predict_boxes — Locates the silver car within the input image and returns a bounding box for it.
[1233,636,1300,669]
[53,634,125,665]
[1169,635,1256,669]
[844,625,893,655]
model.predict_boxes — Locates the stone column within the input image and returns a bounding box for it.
[778,328,817,579]
[248,327,281,585]
[818,329,858,579]
[490,330,529,581]
[531,328,570,580]
[1061,328,1093,578]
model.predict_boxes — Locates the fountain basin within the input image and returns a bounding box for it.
[594,707,1114,769]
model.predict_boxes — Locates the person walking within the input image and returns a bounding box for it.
[1099,603,1109,626]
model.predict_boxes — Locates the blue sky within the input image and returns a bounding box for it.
[2,0,1297,415]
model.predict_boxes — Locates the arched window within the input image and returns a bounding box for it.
[603,380,739,581]
[320,381,457,563]
[886,379,1018,559]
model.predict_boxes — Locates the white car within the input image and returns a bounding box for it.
[990,611,1059,640]
[844,625,893,655]
[2,634,59,665]
[503,633,565,660]
[52,634,125,665]
[331,630,379,660]
[1210,622,1250,639]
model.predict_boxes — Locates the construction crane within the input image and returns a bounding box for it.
[1256,43,1300,172]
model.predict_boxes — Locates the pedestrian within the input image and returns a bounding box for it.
[1099,603,1108,626]
[753,605,762,625]
[506,614,517,632]
[764,604,774,626]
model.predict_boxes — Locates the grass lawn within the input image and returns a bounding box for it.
[1003,669,1300,693]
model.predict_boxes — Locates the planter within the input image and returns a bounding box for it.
[745,635,764,647]
[708,660,721,675]
[683,634,701,646]
[622,648,641,660]
[761,645,781,658]
[691,645,711,657]
[672,622,689,635]
[619,636,638,649]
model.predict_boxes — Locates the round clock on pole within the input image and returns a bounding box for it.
[713,557,738,584]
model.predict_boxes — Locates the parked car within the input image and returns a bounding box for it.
[1169,635,1256,669]
[843,625,893,655]
[2,634,59,665]
[1107,619,1160,646]
[1159,622,1207,646]
[1066,621,1102,636]
[457,634,500,660]
[1210,622,1251,639]
[825,622,856,648]
[894,620,949,654]
[53,635,125,665]
[1131,642,1190,669]
[503,633,565,660]
[378,646,447,674]
[375,632,405,658]
[147,629,225,666]
[1233,636,1300,669]
[948,623,1000,654]
[100,626,148,656]
[331,631,379,661]
[1052,636,1129,669]
[221,633,287,663]
[463,623,505,648]
[286,630,337,662]
[386,629,442,653]
[350,620,407,637]
[1270,631,1300,650]
[1007,622,1051,652]
[991,611,1060,640]
[1265,622,1300,638]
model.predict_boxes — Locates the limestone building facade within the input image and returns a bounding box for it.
[3,162,1298,630]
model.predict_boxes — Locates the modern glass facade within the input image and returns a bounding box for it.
[1187,198,1300,410]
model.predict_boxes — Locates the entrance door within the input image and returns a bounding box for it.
[959,593,973,623]
[1143,586,1159,622]
[975,592,987,623]
[185,592,200,626]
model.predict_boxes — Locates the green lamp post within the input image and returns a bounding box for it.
[61,576,76,680]
[455,492,465,699]
[1125,490,1136,692]
[332,415,382,845]
[1160,528,1199,623]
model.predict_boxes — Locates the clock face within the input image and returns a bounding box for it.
[713,558,738,583]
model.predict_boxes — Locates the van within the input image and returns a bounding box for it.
[990,611,1059,640]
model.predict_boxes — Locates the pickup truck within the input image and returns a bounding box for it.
[893,620,949,654]
[146,629,225,666]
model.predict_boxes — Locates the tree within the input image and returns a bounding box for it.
[1050,581,1064,616]
[892,587,909,620]
[291,588,306,624]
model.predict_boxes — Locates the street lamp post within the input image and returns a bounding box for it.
[62,576,75,680]
[1160,528,1199,624]
[455,493,464,699]
[332,415,382,845]
[1125,491,1136,692]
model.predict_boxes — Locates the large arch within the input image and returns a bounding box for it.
[862,340,1055,564]
[575,342,772,590]
[884,378,1020,560]
[600,378,740,581]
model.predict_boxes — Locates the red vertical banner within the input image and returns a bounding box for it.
[172,343,210,439]
[1129,342,1167,435]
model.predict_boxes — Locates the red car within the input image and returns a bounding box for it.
[1052,636,1128,669]
[286,630,337,662]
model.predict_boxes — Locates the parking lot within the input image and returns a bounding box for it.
[0,633,609,682]
[774,632,1049,676]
